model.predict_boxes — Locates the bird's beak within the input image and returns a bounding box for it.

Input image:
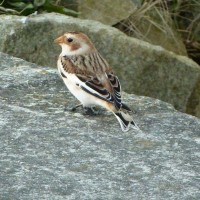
[54,35,65,44]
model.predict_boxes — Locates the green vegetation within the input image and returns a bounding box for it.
[0,0,78,17]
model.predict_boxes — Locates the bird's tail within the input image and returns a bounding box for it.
[114,111,139,132]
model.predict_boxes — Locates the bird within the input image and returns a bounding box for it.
[54,31,139,132]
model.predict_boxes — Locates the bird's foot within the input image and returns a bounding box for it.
[64,103,83,112]
[83,107,100,116]
[64,104,102,116]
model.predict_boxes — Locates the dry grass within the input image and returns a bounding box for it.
[170,0,200,63]
[118,0,175,40]
[114,0,200,63]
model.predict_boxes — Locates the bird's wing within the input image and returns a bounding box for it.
[60,56,122,109]
[77,72,122,109]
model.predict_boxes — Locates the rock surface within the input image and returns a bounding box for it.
[0,13,200,115]
[78,0,136,25]
[1,53,200,199]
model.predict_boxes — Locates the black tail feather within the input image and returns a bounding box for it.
[114,111,139,132]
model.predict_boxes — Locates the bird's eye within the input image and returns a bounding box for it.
[67,38,73,43]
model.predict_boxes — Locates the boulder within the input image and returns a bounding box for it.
[0,52,200,199]
[0,13,200,114]
[78,0,136,25]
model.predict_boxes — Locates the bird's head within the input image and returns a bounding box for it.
[54,32,95,56]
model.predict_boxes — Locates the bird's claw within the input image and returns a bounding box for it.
[83,107,99,116]
[64,103,83,112]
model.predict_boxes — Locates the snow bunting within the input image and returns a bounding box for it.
[54,32,139,132]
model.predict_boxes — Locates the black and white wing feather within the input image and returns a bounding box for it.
[77,72,122,109]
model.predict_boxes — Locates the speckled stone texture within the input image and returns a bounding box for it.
[0,53,200,199]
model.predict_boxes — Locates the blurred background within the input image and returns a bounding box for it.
[1,0,199,64]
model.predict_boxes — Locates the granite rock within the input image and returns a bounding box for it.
[78,0,136,25]
[0,53,200,199]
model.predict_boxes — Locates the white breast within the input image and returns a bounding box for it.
[57,59,103,107]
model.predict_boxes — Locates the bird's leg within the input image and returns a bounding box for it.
[83,107,99,116]
[71,103,83,111]
[65,104,102,115]
[64,103,83,112]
